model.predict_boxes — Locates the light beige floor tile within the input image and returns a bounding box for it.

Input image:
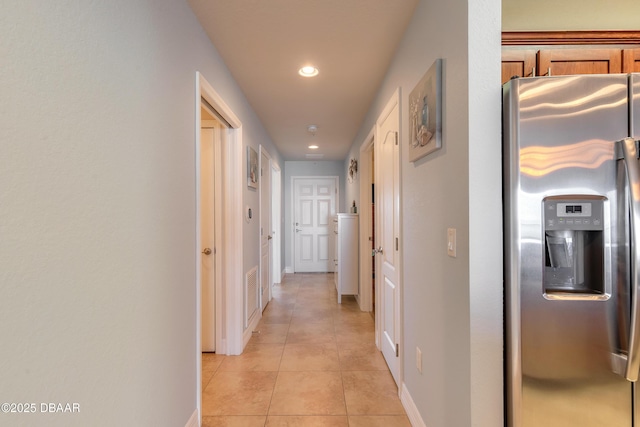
[202,369,216,391]
[337,343,389,371]
[286,322,336,344]
[342,371,405,415]
[218,343,284,372]
[266,415,349,426]
[335,328,375,344]
[203,353,226,372]
[202,415,267,427]
[202,371,277,416]
[280,343,340,371]
[291,308,334,322]
[348,415,412,427]
[249,323,290,344]
[269,371,346,415]
[261,310,294,324]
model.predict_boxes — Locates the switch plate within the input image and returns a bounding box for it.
[447,228,457,257]
[416,347,422,373]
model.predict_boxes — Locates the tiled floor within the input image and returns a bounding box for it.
[201,273,411,427]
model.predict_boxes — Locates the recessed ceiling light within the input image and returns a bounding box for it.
[299,66,319,77]
[308,145,319,149]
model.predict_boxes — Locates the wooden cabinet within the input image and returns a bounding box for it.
[623,48,640,73]
[501,31,640,85]
[333,214,358,304]
[502,49,536,84]
[537,48,622,76]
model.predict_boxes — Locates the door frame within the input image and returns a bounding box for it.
[195,72,245,421]
[358,127,375,313]
[291,176,339,273]
[259,145,272,309]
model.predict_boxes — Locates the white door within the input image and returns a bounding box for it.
[293,177,337,272]
[375,94,401,384]
[200,126,216,352]
[260,149,271,311]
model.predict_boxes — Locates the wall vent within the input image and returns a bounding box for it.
[245,266,259,328]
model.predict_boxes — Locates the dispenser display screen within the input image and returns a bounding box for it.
[557,202,591,217]
[544,197,604,231]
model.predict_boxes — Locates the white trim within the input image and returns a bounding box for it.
[184,408,199,427]
[243,306,261,348]
[400,382,427,427]
[358,127,375,312]
[284,266,294,274]
[290,176,340,273]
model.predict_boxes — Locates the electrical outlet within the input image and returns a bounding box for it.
[447,228,457,257]
[416,347,422,374]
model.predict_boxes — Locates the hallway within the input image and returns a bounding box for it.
[201,273,410,426]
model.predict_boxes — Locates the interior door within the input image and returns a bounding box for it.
[375,96,401,385]
[200,126,216,352]
[293,177,337,272]
[260,149,271,311]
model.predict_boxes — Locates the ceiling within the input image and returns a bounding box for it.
[187,0,419,161]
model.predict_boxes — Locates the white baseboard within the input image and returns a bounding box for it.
[284,266,294,274]
[401,382,426,427]
[185,408,198,427]
[242,310,262,350]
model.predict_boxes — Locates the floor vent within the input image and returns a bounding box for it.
[245,266,259,328]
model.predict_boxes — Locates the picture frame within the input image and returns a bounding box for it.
[409,58,443,162]
[247,146,258,189]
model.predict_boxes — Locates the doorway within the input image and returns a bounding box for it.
[292,176,338,272]
[259,146,272,311]
[271,164,282,284]
[358,128,375,314]
[200,103,227,352]
[374,90,402,386]
[196,71,245,424]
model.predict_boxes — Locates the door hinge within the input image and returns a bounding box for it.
[395,132,398,146]
[395,343,399,357]
[396,237,399,251]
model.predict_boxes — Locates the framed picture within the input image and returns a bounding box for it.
[409,58,442,162]
[247,146,258,189]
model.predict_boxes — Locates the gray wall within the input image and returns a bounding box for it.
[0,1,280,425]
[346,0,502,425]
[283,161,346,271]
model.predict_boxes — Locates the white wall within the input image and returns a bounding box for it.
[283,161,345,272]
[503,0,640,31]
[0,1,280,425]
[346,0,502,425]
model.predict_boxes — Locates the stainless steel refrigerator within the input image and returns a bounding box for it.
[504,73,640,426]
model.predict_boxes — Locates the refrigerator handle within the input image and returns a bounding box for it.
[620,137,640,382]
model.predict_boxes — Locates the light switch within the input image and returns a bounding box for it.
[447,228,457,257]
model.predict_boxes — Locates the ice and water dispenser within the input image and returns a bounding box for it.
[543,196,606,296]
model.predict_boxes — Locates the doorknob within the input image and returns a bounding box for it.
[373,246,383,255]
[202,248,212,255]
[268,235,272,240]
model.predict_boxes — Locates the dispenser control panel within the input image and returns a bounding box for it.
[543,197,604,231]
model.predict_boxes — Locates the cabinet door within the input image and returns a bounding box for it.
[538,48,622,76]
[502,49,536,85]
[623,48,640,73]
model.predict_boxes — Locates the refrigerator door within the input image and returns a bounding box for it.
[504,74,632,427]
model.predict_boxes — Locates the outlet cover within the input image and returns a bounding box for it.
[447,228,457,257]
